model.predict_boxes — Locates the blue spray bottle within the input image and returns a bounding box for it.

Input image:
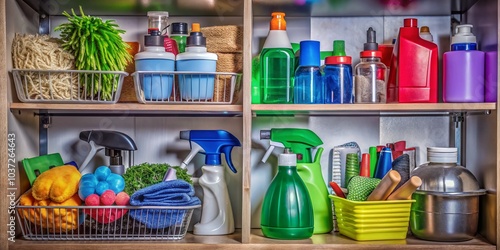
[179,130,241,235]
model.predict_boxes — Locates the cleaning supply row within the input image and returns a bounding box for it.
[253,12,497,104]
[19,129,241,238]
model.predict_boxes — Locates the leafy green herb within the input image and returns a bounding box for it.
[122,163,192,195]
[55,6,132,101]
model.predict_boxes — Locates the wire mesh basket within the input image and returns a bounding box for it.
[12,69,128,104]
[132,71,241,104]
[16,202,200,241]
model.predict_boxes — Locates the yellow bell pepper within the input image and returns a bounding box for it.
[32,165,81,203]
[19,190,82,232]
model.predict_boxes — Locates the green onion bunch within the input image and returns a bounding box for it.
[55,6,132,100]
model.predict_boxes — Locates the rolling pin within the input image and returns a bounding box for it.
[367,170,401,201]
[387,176,422,200]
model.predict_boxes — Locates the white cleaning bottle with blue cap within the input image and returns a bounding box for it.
[179,130,241,235]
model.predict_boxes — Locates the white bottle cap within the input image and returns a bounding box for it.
[452,24,477,45]
[278,153,297,166]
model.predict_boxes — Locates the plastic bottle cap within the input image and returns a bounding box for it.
[192,23,201,32]
[452,24,477,45]
[144,35,166,47]
[299,40,320,67]
[420,26,430,33]
[364,27,378,51]
[270,12,287,31]
[333,40,346,56]
[325,55,352,65]
[404,18,418,27]
[171,22,188,35]
[360,50,382,58]
[278,153,297,166]
[186,23,206,47]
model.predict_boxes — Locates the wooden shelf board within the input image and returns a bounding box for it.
[249,230,495,249]
[252,103,496,115]
[10,103,243,115]
[10,232,241,250]
[10,230,495,249]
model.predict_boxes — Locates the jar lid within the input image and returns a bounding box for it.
[427,147,457,163]
[360,50,382,58]
[325,56,352,65]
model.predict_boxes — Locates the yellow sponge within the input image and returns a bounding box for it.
[32,165,81,203]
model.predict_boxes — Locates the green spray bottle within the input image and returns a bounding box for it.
[260,128,333,234]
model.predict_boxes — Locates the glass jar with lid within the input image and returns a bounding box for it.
[354,50,387,103]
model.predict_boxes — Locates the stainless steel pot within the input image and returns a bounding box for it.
[409,147,486,242]
[410,190,484,241]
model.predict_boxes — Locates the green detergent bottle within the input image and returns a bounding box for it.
[261,150,314,239]
[261,128,333,234]
[260,12,295,104]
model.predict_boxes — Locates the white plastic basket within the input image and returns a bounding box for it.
[132,71,241,104]
[16,202,200,241]
[12,69,128,104]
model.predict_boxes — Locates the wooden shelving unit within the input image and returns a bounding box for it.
[1,0,498,249]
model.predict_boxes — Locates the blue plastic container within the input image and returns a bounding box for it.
[294,40,324,104]
[324,56,353,104]
[176,59,216,100]
[135,47,175,101]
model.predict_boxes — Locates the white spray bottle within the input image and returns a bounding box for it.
[179,130,241,235]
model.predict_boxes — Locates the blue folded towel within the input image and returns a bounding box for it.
[128,180,201,229]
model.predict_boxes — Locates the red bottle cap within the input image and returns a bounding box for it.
[404,18,418,27]
[360,50,382,58]
[325,56,352,65]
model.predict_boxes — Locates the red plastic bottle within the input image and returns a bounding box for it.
[387,18,438,103]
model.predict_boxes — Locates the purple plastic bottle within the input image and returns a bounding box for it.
[443,24,485,103]
[485,51,498,102]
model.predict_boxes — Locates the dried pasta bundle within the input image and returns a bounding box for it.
[12,33,80,100]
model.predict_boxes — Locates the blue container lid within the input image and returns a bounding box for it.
[451,43,477,51]
[299,40,320,67]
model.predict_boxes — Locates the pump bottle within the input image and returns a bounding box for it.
[443,24,485,102]
[259,12,295,104]
[179,130,241,235]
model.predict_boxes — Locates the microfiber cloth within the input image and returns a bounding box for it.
[128,180,201,229]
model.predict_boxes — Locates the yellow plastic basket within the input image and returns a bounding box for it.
[329,195,415,241]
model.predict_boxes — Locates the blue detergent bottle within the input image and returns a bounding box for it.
[135,29,175,101]
[179,130,241,235]
[294,40,324,104]
[176,23,218,101]
[324,40,353,104]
